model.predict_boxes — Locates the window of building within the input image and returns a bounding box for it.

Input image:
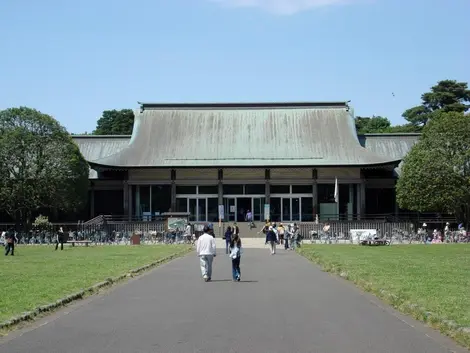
[245,184,265,195]
[197,199,206,222]
[292,185,312,194]
[270,185,290,194]
[176,198,187,213]
[176,185,197,194]
[207,198,218,222]
[223,184,244,195]
[301,197,314,221]
[318,184,335,203]
[198,185,218,194]
[151,185,171,215]
[139,186,151,214]
[270,197,281,222]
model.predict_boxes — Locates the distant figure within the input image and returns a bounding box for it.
[225,226,233,254]
[229,234,242,281]
[277,223,286,247]
[245,210,253,222]
[5,228,16,256]
[55,227,65,251]
[233,222,240,236]
[207,223,215,238]
[265,226,277,255]
[196,226,217,282]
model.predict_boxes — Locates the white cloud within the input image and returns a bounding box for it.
[210,0,358,15]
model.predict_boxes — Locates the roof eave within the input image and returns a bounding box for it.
[88,160,401,170]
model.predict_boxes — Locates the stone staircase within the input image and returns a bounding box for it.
[215,237,271,249]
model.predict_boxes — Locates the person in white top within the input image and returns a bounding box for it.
[196,226,217,282]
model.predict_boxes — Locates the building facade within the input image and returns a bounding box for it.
[72,102,420,223]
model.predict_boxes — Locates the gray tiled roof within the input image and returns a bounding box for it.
[72,135,131,178]
[87,102,401,168]
[359,133,420,176]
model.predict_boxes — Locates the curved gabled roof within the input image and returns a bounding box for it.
[89,102,401,168]
[72,135,130,178]
[359,133,420,175]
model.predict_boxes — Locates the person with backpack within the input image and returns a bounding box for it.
[229,233,242,281]
[5,228,16,256]
[224,226,233,254]
[265,225,277,255]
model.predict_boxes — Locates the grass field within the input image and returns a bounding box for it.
[0,245,191,323]
[298,244,470,347]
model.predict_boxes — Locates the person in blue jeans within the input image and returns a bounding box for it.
[225,226,233,254]
[229,234,242,281]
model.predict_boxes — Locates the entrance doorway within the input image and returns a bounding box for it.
[223,197,265,222]
[237,197,251,221]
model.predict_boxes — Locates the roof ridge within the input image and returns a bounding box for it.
[138,101,350,110]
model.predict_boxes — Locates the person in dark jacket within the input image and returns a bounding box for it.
[207,223,215,238]
[224,226,233,254]
[265,226,277,255]
[5,228,16,256]
[55,227,65,250]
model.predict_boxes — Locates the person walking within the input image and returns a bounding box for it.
[196,225,217,282]
[265,226,277,255]
[224,226,233,254]
[4,228,16,256]
[55,227,65,250]
[229,233,242,281]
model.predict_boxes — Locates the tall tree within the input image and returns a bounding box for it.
[402,80,470,128]
[355,116,392,134]
[93,109,134,135]
[396,111,470,225]
[0,107,89,229]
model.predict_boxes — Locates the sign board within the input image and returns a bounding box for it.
[350,229,377,244]
[264,204,270,221]
[167,218,186,231]
[218,205,224,220]
[230,205,236,213]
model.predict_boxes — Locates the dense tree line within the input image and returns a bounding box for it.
[396,80,470,225]
[0,107,89,229]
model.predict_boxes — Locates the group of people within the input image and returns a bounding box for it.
[258,221,300,255]
[1,226,67,255]
[196,224,242,282]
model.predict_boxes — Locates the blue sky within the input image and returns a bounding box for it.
[1,0,469,134]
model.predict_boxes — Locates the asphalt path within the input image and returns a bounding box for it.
[0,247,466,353]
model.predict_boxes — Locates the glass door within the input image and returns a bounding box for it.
[189,198,197,222]
[197,198,207,222]
[223,198,236,222]
[292,198,300,221]
[253,197,265,221]
[282,198,291,222]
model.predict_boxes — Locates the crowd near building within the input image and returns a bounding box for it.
[67,102,419,224]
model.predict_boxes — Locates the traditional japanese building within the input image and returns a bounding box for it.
[72,102,420,223]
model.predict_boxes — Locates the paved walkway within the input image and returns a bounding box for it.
[0,248,465,353]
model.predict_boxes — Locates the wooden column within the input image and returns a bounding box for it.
[128,184,133,221]
[123,180,129,220]
[265,169,270,221]
[89,183,95,219]
[312,169,318,218]
[264,169,270,204]
[218,169,223,205]
[171,169,176,212]
[359,170,366,219]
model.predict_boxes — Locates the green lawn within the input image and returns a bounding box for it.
[1,245,191,323]
[298,245,470,347]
